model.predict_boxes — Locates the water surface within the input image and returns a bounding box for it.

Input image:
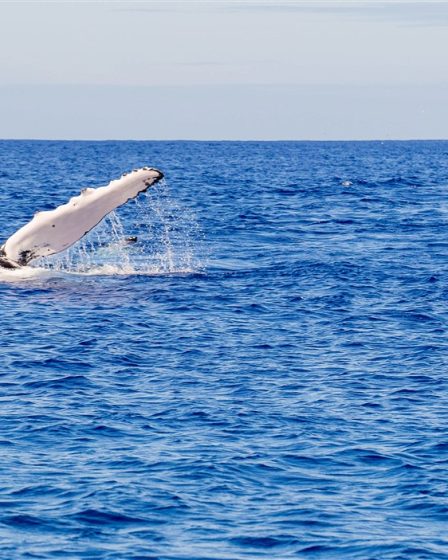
[1,140,448,559]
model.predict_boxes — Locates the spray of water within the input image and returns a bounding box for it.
[33,180,204,275]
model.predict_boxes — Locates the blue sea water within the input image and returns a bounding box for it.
[0,139,448,559]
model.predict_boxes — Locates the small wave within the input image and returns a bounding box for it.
[70,508,147,526]
[76,264,197,277]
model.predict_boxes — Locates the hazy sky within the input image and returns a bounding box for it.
[0,1,447,140]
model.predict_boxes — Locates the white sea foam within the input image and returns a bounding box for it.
[0,266,55,282]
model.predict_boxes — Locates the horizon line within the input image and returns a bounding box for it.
[0,137,447,143]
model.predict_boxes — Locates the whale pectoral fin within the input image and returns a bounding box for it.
[1,167,163,266]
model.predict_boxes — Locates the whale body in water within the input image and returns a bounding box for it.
[0,167,163,269]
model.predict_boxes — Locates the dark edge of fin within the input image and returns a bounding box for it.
[0,246,20,269]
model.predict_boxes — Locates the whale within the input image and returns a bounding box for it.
[0,167,163,269]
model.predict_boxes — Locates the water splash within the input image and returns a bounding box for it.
[33,180,204,275]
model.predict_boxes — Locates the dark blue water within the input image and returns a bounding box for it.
[1,140,448,559]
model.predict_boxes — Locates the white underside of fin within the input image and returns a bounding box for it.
[2,167,163,265]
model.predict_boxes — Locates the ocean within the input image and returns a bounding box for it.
[0,140,447,559]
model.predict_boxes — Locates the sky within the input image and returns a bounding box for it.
[0,0,447,140]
